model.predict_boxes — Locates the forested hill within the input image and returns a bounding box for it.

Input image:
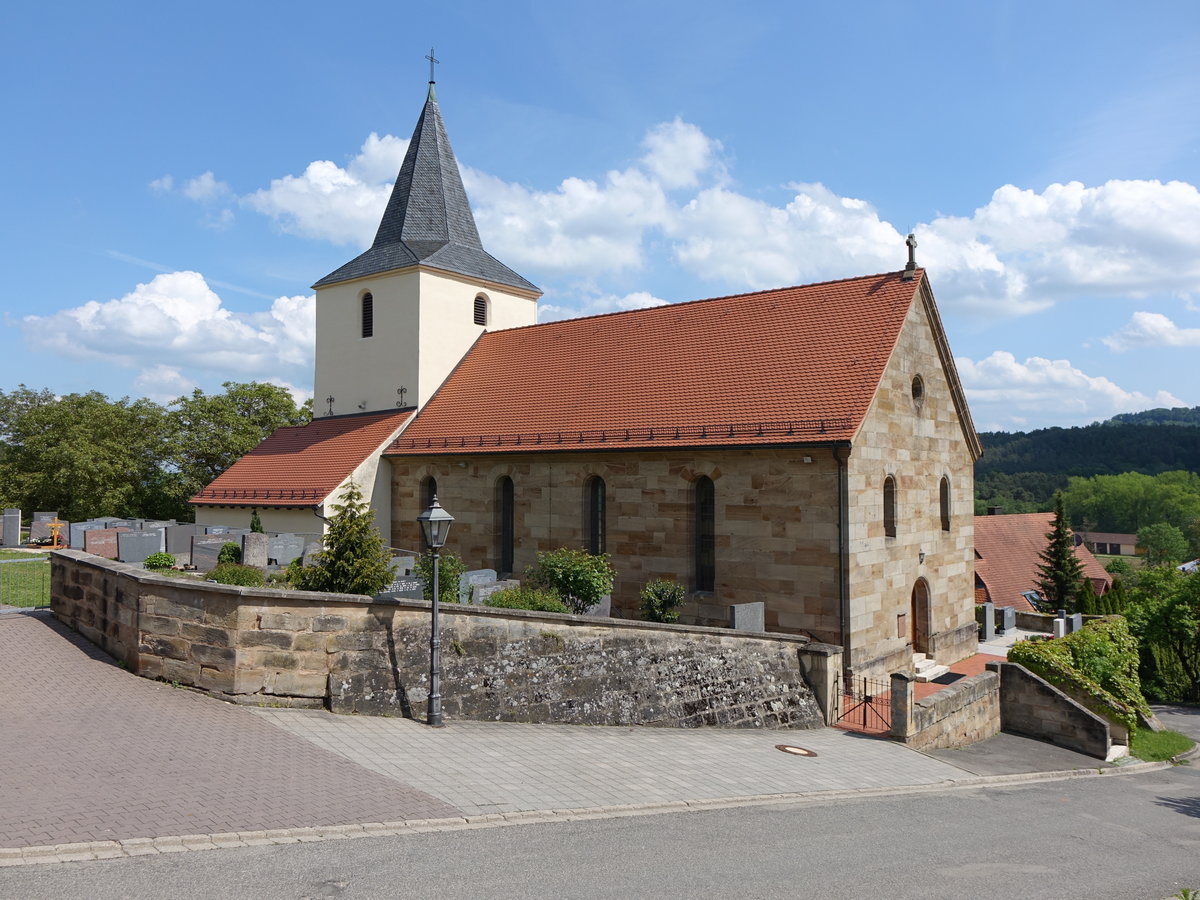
[975,417,1200,512]
[1105,405,1200,427]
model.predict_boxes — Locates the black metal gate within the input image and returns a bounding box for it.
[836,673,892,733]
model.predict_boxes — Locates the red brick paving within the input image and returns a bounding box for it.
[0,612,461,849]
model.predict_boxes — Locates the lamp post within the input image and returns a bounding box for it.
[415,494,454,728]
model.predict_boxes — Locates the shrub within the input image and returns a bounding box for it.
[217,541,242,565]
[249,510,265,534]
[208,562,265,587]
[525,548,615,614]
[484,587,569,613]
[143,552,176,570]
[640,579,686,623]
[1105,557,1133,577]
[413,549,466,604]
[290,482,395,596]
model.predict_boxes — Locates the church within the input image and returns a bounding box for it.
[192,79,983,677]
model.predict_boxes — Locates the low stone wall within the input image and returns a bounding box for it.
[986,661,1111,758]
[890,671,1000,751]
[50,550,825,729]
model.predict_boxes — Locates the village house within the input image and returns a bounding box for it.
[193,80,983,677]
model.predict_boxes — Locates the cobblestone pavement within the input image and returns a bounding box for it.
[249,708,966,817]
[0,611,459,849]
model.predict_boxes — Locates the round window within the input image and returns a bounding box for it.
[911,375,925,407]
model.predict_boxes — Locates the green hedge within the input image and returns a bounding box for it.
[484,587,569,613]
[1009,617,1148,734]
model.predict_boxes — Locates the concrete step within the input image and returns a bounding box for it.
[912,652,928,664]
[914,663,951,682]
[913,656,939,673]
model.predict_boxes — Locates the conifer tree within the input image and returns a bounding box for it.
[1076,577,1098,615]
[249,509,264,534]
[291,482,394,596]
[1036,492,1087,613]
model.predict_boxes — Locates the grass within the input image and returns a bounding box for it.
[0,555,51,608]
[1130,727,1195,762]
[0,549,49,560]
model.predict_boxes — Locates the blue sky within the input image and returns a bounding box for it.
[3,0,1199,432]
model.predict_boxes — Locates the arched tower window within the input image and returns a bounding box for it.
[695,476,715,592]
[496,475,514,575]
[939,476,951,532]
[585,476,606,555]
[474,294,488,326]
[884,475,897,538]
[361,292,374,338]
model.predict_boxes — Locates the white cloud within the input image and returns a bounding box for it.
[183,171,232,202]
[132,365,196,403]
[149,174,174,193]
[1102,311,1200,351]
[242,133,408,247]
[538,290,669,322]
[956,350,1184,430]
[640,118,723,190]
[22,272,315,388]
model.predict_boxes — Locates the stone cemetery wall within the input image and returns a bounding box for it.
[51,550,826,728]
[890,670,1000,751]
[986,661,1112,758]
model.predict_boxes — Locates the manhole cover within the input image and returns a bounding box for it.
[775,744,818,757]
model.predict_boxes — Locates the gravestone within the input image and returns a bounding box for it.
[267,533,305,567]
[205,525,231,535]
[1,509,20,547]
[1066,612,1083,634]
[70,521,106,550]
[241,532,268,568]
[377,576,425,600]
[1053,617,1067,639]
[166,524,201,558]
[976,601,996,642]
[29,512,59,543]
[582,594,611,617]
[191,536,233,573]
[85,528,128,559]
[392,555,416,576]
[301,540,324,566]
[459,569,498,603]
[118,531,161,564]
[472,579,520,606]
[729,601,765,632]
[996,605,1016,633]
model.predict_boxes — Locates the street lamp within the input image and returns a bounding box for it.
[416,494,454,728]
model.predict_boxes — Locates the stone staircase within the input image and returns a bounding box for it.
[912,652,950,683]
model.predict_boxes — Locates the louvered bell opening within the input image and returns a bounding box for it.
[473,295,487,326]
[362,293,374,338]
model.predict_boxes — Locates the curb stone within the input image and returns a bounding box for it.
[0,760,1181,867]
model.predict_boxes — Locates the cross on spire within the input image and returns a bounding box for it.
[425,47,440,84]
[902,232,918,280]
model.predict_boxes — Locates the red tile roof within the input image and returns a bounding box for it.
[389,270,950,455]
[974,513,1112,612]
[191,409,413,507]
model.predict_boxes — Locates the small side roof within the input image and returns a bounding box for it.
[974,513,1112,612]
[388,270,977,456]
[191,409,413,508]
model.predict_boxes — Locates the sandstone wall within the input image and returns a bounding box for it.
[890,670,1000,751]
[987,660,1112,759]
[50,551,825,729]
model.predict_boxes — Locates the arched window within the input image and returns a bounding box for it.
[474,294,488,326]
[419,476,438,549]
[695,476,715,592]
[939,476,951,532]
[585,476,606,555]
[361,292,374,338]
[496,475,514,575]
[884,475,897,538]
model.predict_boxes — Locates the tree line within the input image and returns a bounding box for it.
[0,383,311,523]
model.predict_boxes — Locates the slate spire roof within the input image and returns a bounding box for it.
[313,84,539,294]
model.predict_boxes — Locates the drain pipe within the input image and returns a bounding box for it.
[833,445,851,676]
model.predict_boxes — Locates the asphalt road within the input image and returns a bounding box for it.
[3,765,1198,900]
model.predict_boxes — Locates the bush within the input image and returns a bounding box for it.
[290,482,395,596]
[250,510,265,534]
[413,549,466,604]
[640,579,686,623]
[208,562,265,587]
[484,587,569,613]
[525,548,615,614]
[217,541,242,565]
[143,552,176,570]
[1105,557,1133,577]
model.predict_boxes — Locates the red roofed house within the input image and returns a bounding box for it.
[974,512,1113,613]
[194,82,984,677]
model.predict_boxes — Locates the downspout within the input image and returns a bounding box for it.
[833,445,851,676]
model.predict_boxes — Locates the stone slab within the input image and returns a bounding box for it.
[84,528,129,560]
[267,533,305,567]
[459,569,498,603]
[472,579,520,606]
[729,602,766,632]
[166,524,201,558]
[2,511,22,547]
[378,576,425,600]
[191,536,235,573]
[242,532,268,568]
[69,522,106,551]
[976,602,995,642]
[118,531,161,565]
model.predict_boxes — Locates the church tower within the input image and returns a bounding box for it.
[311,80,541,416]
